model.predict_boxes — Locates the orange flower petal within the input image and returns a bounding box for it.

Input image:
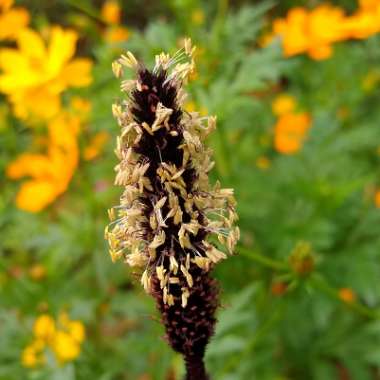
[6,153,53,179]
[308,44,332,60]
[0,7,29,40]
[101,0,121,25]
[15,180,59,212]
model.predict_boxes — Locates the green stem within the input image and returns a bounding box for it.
[237,246,288,271]
[309,274,380,320]
[65,0,106,24]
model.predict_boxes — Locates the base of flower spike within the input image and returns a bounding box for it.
[184,354,209,380]
[151,269,218,379]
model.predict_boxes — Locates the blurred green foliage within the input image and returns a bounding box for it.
[2,0,380,379]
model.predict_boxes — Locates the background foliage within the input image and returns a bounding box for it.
[2,0,380,379]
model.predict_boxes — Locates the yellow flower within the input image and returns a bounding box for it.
[21,345,42,368]
[67,321,86,343]
[84,131,110,161]
[0,0,29,40]
[104,25,130,43]
[33,314,56,342]
[53,331,81,363]
[0,27,93,121]
[272,94,296,116]
[23,312,85,368]
[274,112,312,154]
[338,287,356,303]
[101,0,121,25]
[6,113,80,212]
[30,339,46,352]
[58,312,86,343]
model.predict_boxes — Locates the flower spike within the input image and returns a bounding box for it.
[106,39,239,380]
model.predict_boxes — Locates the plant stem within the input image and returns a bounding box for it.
[66,0,106,24]
[309,274,380,320]
[237,246,288,271]
[184,354,209,380]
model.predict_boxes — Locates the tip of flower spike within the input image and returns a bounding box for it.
[112,51,139,78]
[112,61,123,78]
[106,38,239,307]
[119,51,139,68]
[151,38,196,81]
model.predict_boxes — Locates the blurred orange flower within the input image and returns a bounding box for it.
[338,287,357,303]
[374,189,380,207]
[273,8,310,57]
[104,25,130,43]
[342,7,380,39]
[271,281,288,296]
[274,112,312,154]
[273,5,346,60]
[272,2,380,60]
[101,0,129,43]
[307,5,347,60]
[101,0,121,25]
[0,27,93,121]
[0,0,29,40]
[359,0,380,11]
[6,113,80,212]
[83,131,110,160]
